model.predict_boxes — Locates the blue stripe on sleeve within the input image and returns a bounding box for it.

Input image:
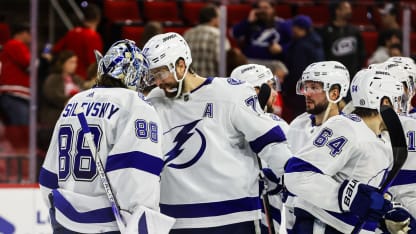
[391,170,416,186]
[39,167,58,189]
[52,190,115,223]
[284,157,323,174]
[249,125,287,154]
[105,151,164,176]
[160,197,261,218]
[261,200,282,224]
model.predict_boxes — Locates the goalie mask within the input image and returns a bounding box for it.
[230,64,277,112]
[96,39,150,91]
[296,61,350,103]
[350,68,403,112]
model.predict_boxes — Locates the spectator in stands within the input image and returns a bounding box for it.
[231,0,291,69]
[368,29,402,65]
[388,43,402,57]
[0,22,31,126]
[52,3,103,79]
[269,60,288,117]
[319,0,365,101]
[282,15,324,122]
[184,4,230,77]
[227,47,248,76]
[138,21,163,49]
[38,50,83,151]
[378,3,400,31]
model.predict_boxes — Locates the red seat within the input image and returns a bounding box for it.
[121,26,145,45]
[0,23,10,45]
[103,0,141,23]
[411,32,416,55]
[351,5,371,26]
[143,1,182,24]
[275,4,292,19]
[227,4,251,26]
[183,2,207,26]
[164,26,190,36]
[297,5,329,26]
[361,31,378,60]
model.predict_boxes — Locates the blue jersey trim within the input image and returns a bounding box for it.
[52,190,115,223]
[261,200,281,224]
[284,157,323,174]
[160,196,261,218]
[191,77,214,94]
[105,151,163,176]
[326,210,378,231]
[391,170,416,186]
[138,213,148,234]
[249,126,287,154]
[39,167,58,189]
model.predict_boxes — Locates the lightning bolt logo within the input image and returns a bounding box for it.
[164,119,206,169]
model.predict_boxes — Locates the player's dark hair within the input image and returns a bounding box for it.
[11,22,30,36]
[199,4,218,24]
[97,74,127,88]
[352,107,379,118]
[83,3,101,23]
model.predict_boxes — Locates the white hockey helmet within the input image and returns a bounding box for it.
[296,61,350,103]
[142,32,192,81]
[96,39,150,91]
[368,62,411,93]
[386,56,416,89]
[350,68,403,111]
[230,64,275,88]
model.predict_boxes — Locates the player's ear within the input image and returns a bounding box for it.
[329,86,340,102]
[175,58,186,74]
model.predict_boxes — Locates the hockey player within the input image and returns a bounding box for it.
[284,68,411,233]
[287,61,350,153]
[140,32,292,233]
[39,40,170,233]
[284,61,350,233]
[231,63,289,233]
[368,61,416,226]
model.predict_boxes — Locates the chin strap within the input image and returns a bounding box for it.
[173,66,189,99]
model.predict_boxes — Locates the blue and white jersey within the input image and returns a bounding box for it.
[284,114,393,233]
[287,112,323,154]
[39,87,164,233]
[146,77,292,229]
[388,115,416,217]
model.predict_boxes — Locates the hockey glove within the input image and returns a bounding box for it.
[338,179,392,221]
[261,168,283,195]
[379,203,415,234]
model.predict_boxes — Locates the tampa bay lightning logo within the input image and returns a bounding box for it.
[164,119,206,169]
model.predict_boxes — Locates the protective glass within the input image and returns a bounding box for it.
[296,80,324,95]
[147,67,171,86]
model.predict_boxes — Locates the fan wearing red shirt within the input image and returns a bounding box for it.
[52,3,103,79]
[0,23,31,125]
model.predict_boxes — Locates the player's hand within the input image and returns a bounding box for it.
[261,168,282,195]
[269,42,282,54]
[248,9,258,23]
[338,179,392,221]
[380,203,414,234]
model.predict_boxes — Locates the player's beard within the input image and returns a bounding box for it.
[306,99,329,115]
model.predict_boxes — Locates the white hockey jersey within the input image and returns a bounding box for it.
[285,114,393,233]
[388,115,416,217]
[146,77,292,229]
[287,112,324,154]
[39,88,164,233]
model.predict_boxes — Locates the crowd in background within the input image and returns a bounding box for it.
[0,0,413,182]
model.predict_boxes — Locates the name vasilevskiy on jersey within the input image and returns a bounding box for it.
[62,102,120,119]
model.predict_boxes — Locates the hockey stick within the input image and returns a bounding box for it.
[75,107,126,233]
[257,157,276,234]
[351,106,408,234]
